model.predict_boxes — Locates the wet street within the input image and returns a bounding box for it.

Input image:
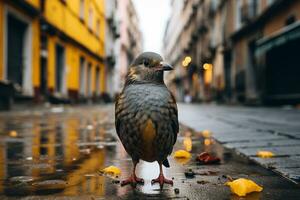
[0,104,299,200]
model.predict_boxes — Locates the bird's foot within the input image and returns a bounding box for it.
[121,174,144,187]
[151,174,173,189]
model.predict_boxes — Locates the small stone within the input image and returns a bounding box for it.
[184,170,195,178]
[112,179,120,184]
[197,180,209,184]
[174,188,180,194]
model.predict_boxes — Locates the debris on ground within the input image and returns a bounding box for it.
[201,130,212,138]
[198,170,219,175]
[257,151,274,158]
[225,178,263,197]
[204,138,214,146]
[174,150,191,159]
[183,137,192,152]
[174,188,180,194]
[197,180,210,184]
[223,175,233,181]
[112,179,120,184]
[99,166,121,177]
[184,169,196,178]
[196,152,220,165]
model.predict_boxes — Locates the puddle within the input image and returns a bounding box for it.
[0,106,299,199]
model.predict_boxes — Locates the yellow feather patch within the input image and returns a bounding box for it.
[141,119,156,161]
[129,68,138,80]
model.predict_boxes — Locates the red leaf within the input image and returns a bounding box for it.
[196,152,220,165]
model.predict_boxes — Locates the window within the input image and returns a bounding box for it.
[267,0,274,5]
[79,0,84,21]
[96,19,100,36]
[88,7,93,30]
[235,0,242,30]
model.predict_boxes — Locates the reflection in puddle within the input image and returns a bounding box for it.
[0,108,116,197]
[0,108,293,199]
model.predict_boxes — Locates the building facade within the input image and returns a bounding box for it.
[104,0,120,100]
[163,0,300,105]
[115,0,143,94]
[0,0,106,106]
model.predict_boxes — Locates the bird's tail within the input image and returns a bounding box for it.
[162,159,170,168]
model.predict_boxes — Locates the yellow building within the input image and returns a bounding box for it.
[0,0,106,103]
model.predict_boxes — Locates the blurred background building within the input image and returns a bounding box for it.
[105,0,142,98]
[163,0,300,105]
[104,0,120,100]
[116,0,143,94]
[0,0,142,109]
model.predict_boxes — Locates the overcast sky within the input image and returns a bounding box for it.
[132,0,171,55]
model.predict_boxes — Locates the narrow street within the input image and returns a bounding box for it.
[0,104,299,199]
[179,104,300,183]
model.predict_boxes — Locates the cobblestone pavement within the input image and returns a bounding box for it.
[0,104,299,199]
[178,103,300,184]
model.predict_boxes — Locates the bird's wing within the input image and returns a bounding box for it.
[115,93,122,138]
[168,92,179,145]
[115,90,142,161]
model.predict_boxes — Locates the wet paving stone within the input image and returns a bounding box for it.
[0,105,299,199]
[179,103,300,184]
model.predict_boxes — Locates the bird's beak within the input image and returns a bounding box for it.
[161,62,174,71]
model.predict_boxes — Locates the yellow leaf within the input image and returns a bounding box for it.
[100,166,121,176]
[202,130,212,138]
[204,138,212,146]
[257,151,274,158]
[173,150,191,159]
[183,137,192,152]
[225,178,263,197]
[174,157,190,164]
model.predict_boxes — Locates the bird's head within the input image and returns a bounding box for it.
[125,52,173,85]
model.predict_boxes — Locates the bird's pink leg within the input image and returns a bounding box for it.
[121,161,144,187]
[151,162,173,189]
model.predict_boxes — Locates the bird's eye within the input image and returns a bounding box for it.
[143,59,150,67]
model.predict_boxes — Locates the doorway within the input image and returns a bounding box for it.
[79,57,86,96]
[4,7,33,95]
[265,37,300,103]
[87,63,92,97]
[55,44,65,93]
[95,67,100,96]
[6,14,27,86]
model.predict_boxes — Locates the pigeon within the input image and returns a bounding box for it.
[115,52,178,188]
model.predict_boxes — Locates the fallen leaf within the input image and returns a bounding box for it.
[225,178,263,197]
[173,150,191,159]
[196,152,220,165]
[197,180,210,184]
[174,157,190,164]
[183,137,192,151]
[100,166,121,176]
[202,130,212,138]
[257,151,274,158]
[204,138,212,146]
